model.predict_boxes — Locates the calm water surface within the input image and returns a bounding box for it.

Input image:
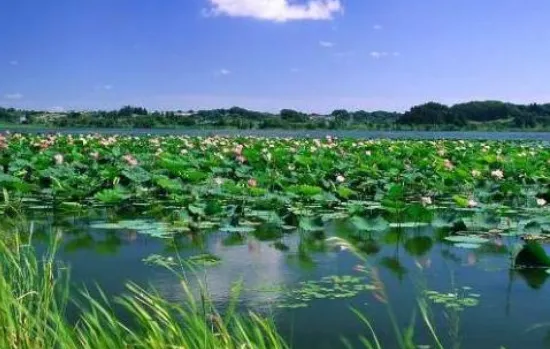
[5,127,550,141]
[22,209,550,349]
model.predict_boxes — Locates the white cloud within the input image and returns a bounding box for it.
[319,40,335,48]
[205,0,343,22]
[9,60,18,66]
[216,69,231,76]
[373,24,382,30]
[4,93,23,100]
[370,51,401,59]
[103,84,113,90]
[370,51,387,59]
[369,51,400,59]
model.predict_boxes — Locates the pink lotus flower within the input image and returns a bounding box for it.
[122,154,138,167]
[0,135,7,150]
[443,159,454,170]
[234,144,244,155]
[236,155,246,163]
[247,178,257,187]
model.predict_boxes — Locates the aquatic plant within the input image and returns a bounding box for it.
[1,135,550,214]
[0,237,287,349]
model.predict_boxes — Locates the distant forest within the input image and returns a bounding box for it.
[2,101,550,130]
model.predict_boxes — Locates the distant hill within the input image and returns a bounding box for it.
[2,100,550,130]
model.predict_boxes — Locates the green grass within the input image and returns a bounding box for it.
[0,235,288,349]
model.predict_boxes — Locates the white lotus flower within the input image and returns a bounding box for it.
[537,198,547,206]
[421,197,433,205]
[336,175,345,183]
[53,154,64,165]
[491,169,504,179]
[468,199,478,208]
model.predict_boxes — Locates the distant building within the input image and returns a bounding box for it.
[175,111,194,117]
[308,113,332,120]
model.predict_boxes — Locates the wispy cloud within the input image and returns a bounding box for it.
[216,68,231,76]
[205,0,343,22]
[103,84,113,90]
[319,40,335,48]
[3,93,23,100]
[9,60,18,66]
[370,51,400,59]
[370,51,387,59]
[373,24,382,30]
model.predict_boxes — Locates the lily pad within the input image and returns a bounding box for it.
[454,243,482,249]
[187,253,221,267]
[444,235,489,244]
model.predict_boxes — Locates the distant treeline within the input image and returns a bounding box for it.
[2,101,550,130]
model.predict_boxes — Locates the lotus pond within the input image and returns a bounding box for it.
[3,133,550,348]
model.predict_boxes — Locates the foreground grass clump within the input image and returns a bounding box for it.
[0,238,287,349]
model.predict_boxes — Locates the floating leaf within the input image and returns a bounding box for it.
[187,253,221,267]
[220,225,256,233]
[444,235,489,244]
[454,243,482,249]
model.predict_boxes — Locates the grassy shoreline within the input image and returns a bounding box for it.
[0,235,288,349]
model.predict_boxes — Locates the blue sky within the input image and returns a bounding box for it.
[1,0,550,113]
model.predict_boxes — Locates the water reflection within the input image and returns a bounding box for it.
[15,208,550,349]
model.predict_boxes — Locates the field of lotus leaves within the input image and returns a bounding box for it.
[2,133,550,246]
[4,132,550,348]
[1,133,549,206]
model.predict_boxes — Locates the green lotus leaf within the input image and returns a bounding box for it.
[444,235,489,244]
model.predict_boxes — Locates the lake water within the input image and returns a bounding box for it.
[5,126,550,141]
[21,207,550,349]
